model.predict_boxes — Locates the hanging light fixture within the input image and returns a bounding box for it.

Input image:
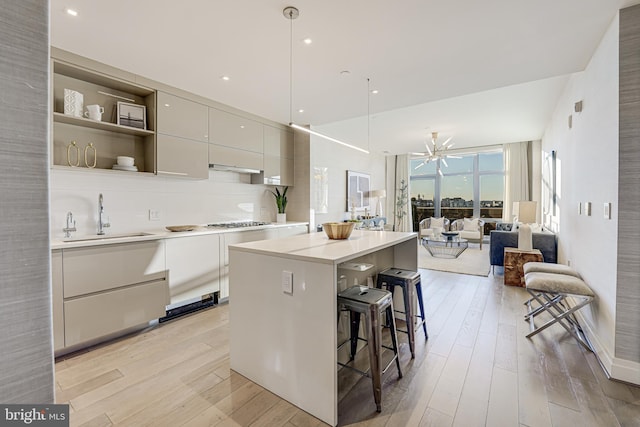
[283,6,370,154]
[413,131,460,175]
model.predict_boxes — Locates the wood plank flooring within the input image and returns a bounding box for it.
[55,269,640,426]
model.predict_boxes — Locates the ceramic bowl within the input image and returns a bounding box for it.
[117,156,135,166]
[322,222,355,240]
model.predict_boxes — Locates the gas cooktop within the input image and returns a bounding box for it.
[206,221,271,229]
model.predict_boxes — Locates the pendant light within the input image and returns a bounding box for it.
[283,6,370,154]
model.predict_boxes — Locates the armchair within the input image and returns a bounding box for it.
[450,218,485,249]
[418,217,450,238]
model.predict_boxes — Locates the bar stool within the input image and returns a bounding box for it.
[337,285,402,412]
[376,268,428,358]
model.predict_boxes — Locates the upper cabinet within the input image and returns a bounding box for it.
[253,125,294,186]
[208,107,264,171]
[51,59,156,174]
[156,92,208,142]
[156,92,209,179]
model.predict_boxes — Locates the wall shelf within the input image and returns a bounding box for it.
[53,113,155,137]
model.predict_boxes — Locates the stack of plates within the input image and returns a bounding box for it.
[112,164,138,172]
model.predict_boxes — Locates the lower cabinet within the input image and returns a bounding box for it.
[56,240,168,350]
[165,234,220,306]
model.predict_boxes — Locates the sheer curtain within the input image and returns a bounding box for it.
[393,154,412,231]
[503,141,530,221]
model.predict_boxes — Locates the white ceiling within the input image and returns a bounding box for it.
[50,0,632,155]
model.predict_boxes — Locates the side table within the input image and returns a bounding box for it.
[504,248,543,286]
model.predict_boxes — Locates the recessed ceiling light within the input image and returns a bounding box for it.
[371,89,379,94]
[298,109,304,113]
[240,125,245,129]
[164,103,170,107]
[221,76,230,81]
[340,70,351,76]
[66,8,78,16]
[303,38,312,45]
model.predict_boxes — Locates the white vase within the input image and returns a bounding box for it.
[277,213,287,223]
[64,89,84,117]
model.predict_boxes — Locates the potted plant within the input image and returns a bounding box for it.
[271,186,288,223]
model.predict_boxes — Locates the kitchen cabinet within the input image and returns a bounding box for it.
[165,234,220,307]
[156,92,209,179]
[156,92,208,142]
[208,107,264,171]
[157,135,209,179]
[253,125,294,185]
[61,241,168,348]
[51,250,64,351]
[51,56,156,173]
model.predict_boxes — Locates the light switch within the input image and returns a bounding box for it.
[149,209,161,221]
[282,270,293,294]
[604,202,611,220]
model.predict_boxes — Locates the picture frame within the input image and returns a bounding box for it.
[346,170,370,212]
[117,101,146,129]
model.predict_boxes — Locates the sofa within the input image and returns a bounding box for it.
[490,229,557,268]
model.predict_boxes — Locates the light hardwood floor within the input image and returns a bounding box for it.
[55,269,640,426]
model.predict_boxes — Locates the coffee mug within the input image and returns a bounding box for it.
[84,104,104,121]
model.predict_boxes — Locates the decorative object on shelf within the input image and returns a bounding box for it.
[394,179,408,231]
[63,88,83,117]
[117,101,146,129]
[116,156,134,166]
[84,142,97,168]
[66,140,80,167]
[347,170,370,211]
[370,189,386,217]
[323,222,355,240]
[413,131,461,176]
[84,104,104,121]
[271,186,289,223]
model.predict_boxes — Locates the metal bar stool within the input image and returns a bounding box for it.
[337,285,402,412]
[376,268,428,358]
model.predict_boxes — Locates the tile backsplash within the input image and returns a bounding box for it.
[50,168,276,238]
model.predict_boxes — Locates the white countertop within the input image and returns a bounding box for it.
[51,221,309,250]
[229,230,417,264]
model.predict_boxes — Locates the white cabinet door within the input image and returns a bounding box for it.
[208,107,263,152]
[261,125,294,185]
[208,143,263,171]
[52,250,64,351]
[165,234,221,306]
[157,134,209,179]
[157,92,208,142]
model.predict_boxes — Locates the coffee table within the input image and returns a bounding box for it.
[422,236,469,259]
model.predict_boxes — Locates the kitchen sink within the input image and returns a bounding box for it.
[63,232,155,243]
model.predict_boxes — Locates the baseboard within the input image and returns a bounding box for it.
[575,308,640,385]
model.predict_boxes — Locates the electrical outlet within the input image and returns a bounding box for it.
[282,270,293,294]
[149,209,161,221]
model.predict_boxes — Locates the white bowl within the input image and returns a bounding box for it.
[117,156,134,166]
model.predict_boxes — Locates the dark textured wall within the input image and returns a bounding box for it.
[0,0,53,401]
[617,5,640,363]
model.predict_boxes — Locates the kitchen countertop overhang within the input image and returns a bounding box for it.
[51,221,309,250]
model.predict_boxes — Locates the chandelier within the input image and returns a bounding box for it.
[414,131,459,175]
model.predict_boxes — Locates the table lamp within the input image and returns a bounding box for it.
[370,189,386,217]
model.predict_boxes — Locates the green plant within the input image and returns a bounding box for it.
[271,186,289,214]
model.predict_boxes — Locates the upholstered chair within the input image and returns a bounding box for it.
[418,217,450,238]
[450,218,485,248]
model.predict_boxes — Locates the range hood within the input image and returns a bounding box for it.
[208,163,261,174]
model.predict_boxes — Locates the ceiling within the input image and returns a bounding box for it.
[50,0,633,155]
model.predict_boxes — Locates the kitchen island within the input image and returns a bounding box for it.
[229,230,417,426]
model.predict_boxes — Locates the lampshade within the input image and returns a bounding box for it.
[370,189,386,199]
[517,201,537,224]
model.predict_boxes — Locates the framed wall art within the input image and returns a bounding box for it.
[346,170,370,211]
[117,101,146,129]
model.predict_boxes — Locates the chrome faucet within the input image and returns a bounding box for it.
[98,193,110,235]
[63,211,76,238]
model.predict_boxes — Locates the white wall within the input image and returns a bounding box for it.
[50,169,280,239]
[309,135,386,225]
[541,15,620,374]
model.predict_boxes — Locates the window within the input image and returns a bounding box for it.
[410,149,504,232]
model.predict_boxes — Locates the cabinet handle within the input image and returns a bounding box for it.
[157,170,188,176]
